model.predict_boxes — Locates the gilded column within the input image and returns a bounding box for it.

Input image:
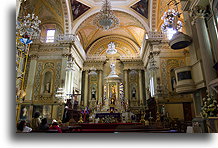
[84,70,89,107]
[138,70,144,106]
[124,70,129,104]
[191,6,217,87]
[98,70,103,103]
[25,54,38,101]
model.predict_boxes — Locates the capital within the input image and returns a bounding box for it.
[190,6,207,25]
[29,54,39,60]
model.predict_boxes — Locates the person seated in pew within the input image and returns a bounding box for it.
[49,119,62,133]
[17,120,32,133]
[38,118,49,131]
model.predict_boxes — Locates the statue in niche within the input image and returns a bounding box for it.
[110,85,116,105]
[20,106,28,120]
[132,87,136,99]
[170,69,176,91]
[43,71,52,93]
[91,87,96,99]
[45,82,50,93]
[110,63,116,75]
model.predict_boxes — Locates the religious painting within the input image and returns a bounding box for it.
[43,105,52,119]
[19,105,30,120]
[131,0,149,19]
[71,0,90,20]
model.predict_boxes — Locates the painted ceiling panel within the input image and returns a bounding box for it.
[131,0,149,19]
[71,0,91,20]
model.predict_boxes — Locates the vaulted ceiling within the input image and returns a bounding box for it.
[21,0,184,56]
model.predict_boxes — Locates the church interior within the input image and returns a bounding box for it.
[16,0,218,133]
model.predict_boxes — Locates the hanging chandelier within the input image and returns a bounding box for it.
[161,0,182,40]
[16,13,41,38]
[93,0,119,30]
[106,42,117,54]
[161,0,192,49]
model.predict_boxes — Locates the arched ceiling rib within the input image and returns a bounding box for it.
[76,10,146,52]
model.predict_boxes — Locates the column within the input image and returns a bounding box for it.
[60,54,68,81]
[84,70,89,107]
[64,57,75,97]
[124,70,129,104]
[16,0,22,20]
[138,70,144,106]
[98,70,103,103]
[192,6,217,87]
[25,55,38,101]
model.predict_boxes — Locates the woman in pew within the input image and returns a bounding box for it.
[38,118,49,131]
[49,119,62,133]
[31,112,41,130]
[17,120,32,133]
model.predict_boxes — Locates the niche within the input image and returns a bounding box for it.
[41,70,54,94]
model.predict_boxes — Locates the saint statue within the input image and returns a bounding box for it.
[110,63,116,75]
[171,76,176,91]
[91,87,96,99]
[132,87,136,98]
[45,82,50,93]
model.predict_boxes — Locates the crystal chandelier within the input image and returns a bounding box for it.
[16,13,41,38]
[161,0,182,40]
[106,42,117,54]
[93,0,119,30]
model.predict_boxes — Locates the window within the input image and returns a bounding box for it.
[150,77,155,97]
[46,30,55,43]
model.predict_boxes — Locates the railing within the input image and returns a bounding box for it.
[31,34,77,43]
[120,55,141,59]
[86,55,107,61]
[147,32,164,41]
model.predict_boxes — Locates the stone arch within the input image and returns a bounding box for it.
[72,7,150,34]
[87,35,140,56]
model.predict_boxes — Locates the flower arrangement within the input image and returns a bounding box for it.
[201,91,217,118]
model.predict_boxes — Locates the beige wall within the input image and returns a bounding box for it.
[165,104,184,120]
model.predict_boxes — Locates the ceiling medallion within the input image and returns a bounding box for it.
[93,0,119,30]
[106,42,117,55]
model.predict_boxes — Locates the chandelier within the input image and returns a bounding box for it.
[161,0,192,49]
[106,42,117,54]
[161,0,182,40]
[93,0,119,30]
[16,13,41,38]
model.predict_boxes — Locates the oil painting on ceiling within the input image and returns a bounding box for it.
[71,0,90,20]
[131,0,149,19]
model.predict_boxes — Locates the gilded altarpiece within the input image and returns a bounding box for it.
[89,73,98,110]
[160,58,185,94]
[31,60,63,120]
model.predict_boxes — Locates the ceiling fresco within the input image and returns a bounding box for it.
[76,11,145,53]
[131,0,149,19]
[71,0,91,20]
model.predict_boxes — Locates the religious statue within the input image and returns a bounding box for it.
[91,87,96,99]
[171,76,176,91]
[45,82,50,93]
[110,98,115,105]
[110,63,116,75]
[20,106,27,120]
[132,87,136,99]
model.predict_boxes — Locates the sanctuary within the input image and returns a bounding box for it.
[16,0,218,133]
